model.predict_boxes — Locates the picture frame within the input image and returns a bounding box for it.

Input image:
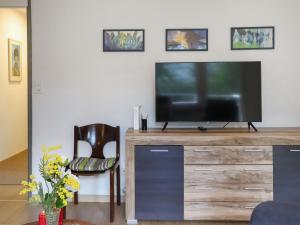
[231,26,275,50]
[103,29,145,52]
[166,29,208,51]
[8,39,22,82]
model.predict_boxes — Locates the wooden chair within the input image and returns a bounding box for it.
[68,123,121,222]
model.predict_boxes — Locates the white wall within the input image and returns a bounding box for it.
[31,0,300,197]
[0,8,28,161]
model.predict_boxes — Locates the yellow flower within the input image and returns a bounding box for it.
[48,145,62,152]
[21,180,28,186]
[23,145,79,208]
[42,145,62,163]
[64,175,80,191]
[44,160,63,177]
[30,195,41,203]
[20,177,38,195]
[57,187,73,205]
[42,145,62,154]
[19,189,28,195]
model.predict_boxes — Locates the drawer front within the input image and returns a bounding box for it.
[184,165,273,184]
[184,201,259,221]
[185,183,273,202]
[274,145,300,203]
[185,146,273,165]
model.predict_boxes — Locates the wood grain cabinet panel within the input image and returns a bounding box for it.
[184,146,273,165]
[184,201,260,221]
[183,146,273,221]
[185,183,273,202]
[184,165,273,185]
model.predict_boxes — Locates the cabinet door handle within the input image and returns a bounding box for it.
[150,149,169,152]
[194,150,214,152]
[195,187,213,190]
[194,168,213,172]
[244,187,265,191]
[244,150,264,152]
[245,206,256,209]
[244,169,262,171]
[290,149,300,152]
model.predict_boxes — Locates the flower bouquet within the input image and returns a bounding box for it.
[20,146,80,225]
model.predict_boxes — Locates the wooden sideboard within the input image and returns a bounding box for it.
[125,128,300,223]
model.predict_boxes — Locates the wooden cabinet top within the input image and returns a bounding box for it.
[126,127,300,136]
[125,128,300,146]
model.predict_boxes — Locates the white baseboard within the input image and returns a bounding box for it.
[127,219,138,224]
[77,194,125,203]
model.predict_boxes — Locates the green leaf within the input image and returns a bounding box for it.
[38,183,45,204]
[55,197,65,209]
[63,159,69,166]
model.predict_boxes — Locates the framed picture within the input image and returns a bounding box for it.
[8,39,22,82]
[166,29,208,51]
[103,29,145,52]
[231,26,275,50]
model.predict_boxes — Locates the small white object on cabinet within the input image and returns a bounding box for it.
[133,106,141,130]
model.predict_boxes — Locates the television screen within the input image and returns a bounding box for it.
[155,62,262,122]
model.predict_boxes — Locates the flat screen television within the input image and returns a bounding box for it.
[155,62,262,122]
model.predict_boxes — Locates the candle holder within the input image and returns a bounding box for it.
[38,211,46,225]
[141,119,147,131]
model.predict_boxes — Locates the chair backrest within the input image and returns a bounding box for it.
[74,123,120,160]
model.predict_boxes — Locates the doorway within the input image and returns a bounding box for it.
[0,7,28,201]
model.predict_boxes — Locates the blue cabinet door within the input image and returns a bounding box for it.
[274,145,300,203]
[135,145,184,220]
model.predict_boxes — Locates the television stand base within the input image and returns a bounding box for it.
[198,122,258,132]
[198,127,208,131]
[161,122,169,131]
[248,122,258,132]
[163,122,258,132]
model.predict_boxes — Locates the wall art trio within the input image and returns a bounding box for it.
[102,27,275,52]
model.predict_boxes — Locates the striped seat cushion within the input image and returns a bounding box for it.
[69,157,116,172]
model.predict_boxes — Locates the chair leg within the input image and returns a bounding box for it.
[110,169,115,222]
[117,165,121,206]
[74,191,78,205]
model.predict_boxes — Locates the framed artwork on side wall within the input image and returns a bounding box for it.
[166,29,208,51]
[103,29,145,52]
[8,39,22,82]
[231,26,275,50]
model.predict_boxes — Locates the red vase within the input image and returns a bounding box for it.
[58,208,63,225]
